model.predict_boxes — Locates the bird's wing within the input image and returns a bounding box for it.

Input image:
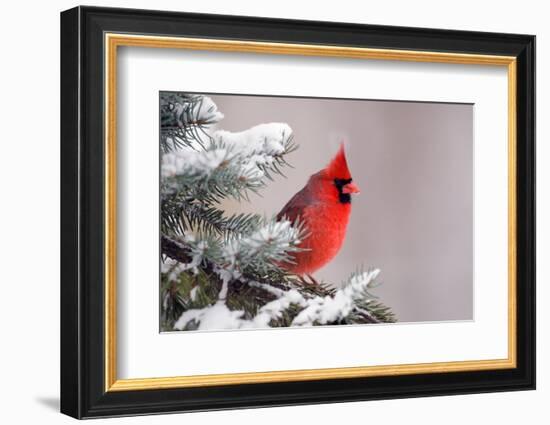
[276,186,314,225]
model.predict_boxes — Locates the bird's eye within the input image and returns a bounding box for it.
[334,178,352,189]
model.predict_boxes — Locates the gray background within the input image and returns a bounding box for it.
[210,94,473,323]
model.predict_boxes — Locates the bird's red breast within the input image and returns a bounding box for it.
[277,144,360,276]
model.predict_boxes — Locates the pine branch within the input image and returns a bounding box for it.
[161,238,396,330]
[159,92,397,332]
[160,121,298,237]
[173,202,262,238]
[160,93,223,152]
[161,235,192,264]
[162,265,396,331]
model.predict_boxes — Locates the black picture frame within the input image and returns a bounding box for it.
[61,5,535,419]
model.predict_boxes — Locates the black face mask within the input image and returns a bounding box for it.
[334,178,352,204]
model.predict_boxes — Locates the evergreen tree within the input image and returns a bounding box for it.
[160,92,396,331]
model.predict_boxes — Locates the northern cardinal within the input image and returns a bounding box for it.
[277,144,360,278]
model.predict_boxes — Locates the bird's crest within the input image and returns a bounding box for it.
[325,144,352,180]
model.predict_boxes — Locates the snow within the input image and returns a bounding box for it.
[167,228,380,330]
[189,286,199,301]
[221,219,301,267]
[348,268,380,289]
[173,286,303,331]
[292,269,380,326]
[207,219,301,306]
[161,257,178,274]
[214,122,291,155]
[172,95,224,128]
[246,220,297,250]
[161,239,208,279]
[173,301,245,331]
[213,123,291,158]
[162,96,381,331]
[184,240,208,275]
[243,288,304,328]
[291,293,353,326]
[247,280,286,297]
[194,96,224,123]
[164,263,185,281]
[161,122,293,181]
[172,269,381,331]
[214,266,241,300]
[212,123,293,180]
[161,147,227,178]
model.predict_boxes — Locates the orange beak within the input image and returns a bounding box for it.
[342,181,360,194]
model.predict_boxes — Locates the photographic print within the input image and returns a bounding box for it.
[61,8,535,417]
[159,92,473,332]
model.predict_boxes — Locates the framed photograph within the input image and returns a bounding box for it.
[60,6,535,419]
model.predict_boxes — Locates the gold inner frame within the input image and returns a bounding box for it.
[104,33,517,392]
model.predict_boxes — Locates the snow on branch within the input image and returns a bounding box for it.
[223,219,304,269]
[291,269,380,326]
[159,93,396,331]
[161,147,228,178]
[161,94,224,132]
[161,217,306,297]
[212,122,294,179]
[184,95,224,125]
[174,301,245,331]
[161,123,295,187]
[173,269,384,331]
[160,94,224,153]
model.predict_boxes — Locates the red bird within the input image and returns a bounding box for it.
[277,144,360,278]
